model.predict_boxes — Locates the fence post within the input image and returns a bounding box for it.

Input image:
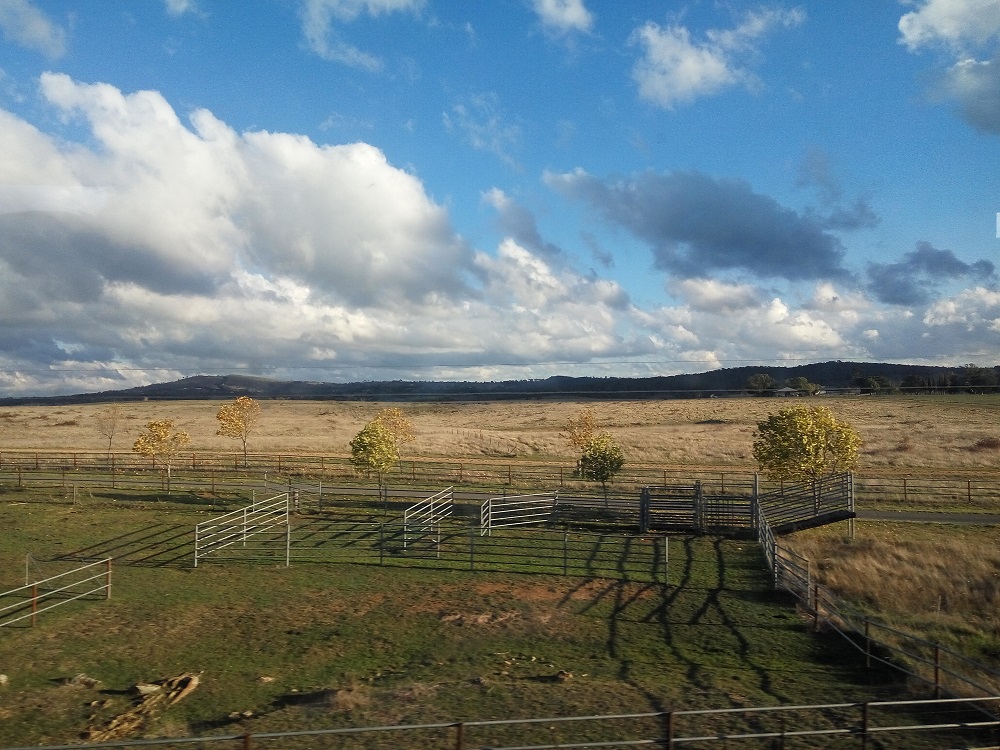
[318,481,323,511]
[663,536,669,586]
[242,733,252,750]
[469,525,475,571]
[860,702,869,749]
[31,583,38,627]
[563,531,568,575]
[379,524,384,566]
[454,722,465,750]
[662,710,674,749]
[105,559,112,600]
[903,477,908,504]
[934,644,941,699]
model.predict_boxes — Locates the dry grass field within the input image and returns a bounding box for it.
[2,394,1000,472]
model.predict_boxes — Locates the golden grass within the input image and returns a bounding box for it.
[2,394,1000,472]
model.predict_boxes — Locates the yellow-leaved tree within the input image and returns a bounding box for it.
[752,406,861,485]
[216,396,262,467]
[373,407,415,454]
[579,430,626,502]
[350,419,398,502]
[565,406,598,450]
[132,419,191,493]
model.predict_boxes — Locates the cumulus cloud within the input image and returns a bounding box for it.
[899,0,1000,133]
[531,0,593,35]
[545,168,851,282]
[866,241,996,305]
[0,75,669,395]
[298,0,424,69]
[0,0,65,58]
[898,0,1000,51]
[937,54,1000,133]
[630,7,804,108]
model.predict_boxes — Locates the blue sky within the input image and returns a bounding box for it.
[0,0,999,396]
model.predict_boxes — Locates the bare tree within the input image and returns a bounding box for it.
[94,403,126,464]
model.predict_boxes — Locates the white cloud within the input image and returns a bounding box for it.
[0,0,65,58]
[165,0,197,17]
[299,0,423,69]
[670,278,761,312]
[531,0,593,35]
[443,93,521,168]
[899,0,1000,51]
[630,7,804,108]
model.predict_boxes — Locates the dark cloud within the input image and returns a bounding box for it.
[0,212,220,299]
[796,148,879,231]
[866,241,996,305]
[546,169,852,282]
[487,190,563,260]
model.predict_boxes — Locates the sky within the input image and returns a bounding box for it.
[0,0,999,396]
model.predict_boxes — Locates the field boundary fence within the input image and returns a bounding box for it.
[3,449,994,512]
[480,491,558,535]
[193,493,290,567]
[2,696,999,749]
[753,493,1000,701]
[0,557,111,629]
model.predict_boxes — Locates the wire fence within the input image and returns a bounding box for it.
[2,696,999,749]
[753,495,1000,701]
[0,557,112,629]
[1,449,998,511]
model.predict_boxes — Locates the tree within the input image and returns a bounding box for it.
[350,420,398,495]
[216,396,262,466]
[132,419,191,493]
[746,373,777,396]
[579,431,625,499]
[785,376,820,395]
[752,406,861,484]
[372,407,415,453]
[565,407,598,449]
[94,403,126,463]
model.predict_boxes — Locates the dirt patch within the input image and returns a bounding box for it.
[440,611,520,627]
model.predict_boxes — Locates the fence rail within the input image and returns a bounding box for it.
[0,558,112,628]
[3,450,1000,510]
[194,494,289,567]
[752,489,1000,700]
[2,696,998,749]
[481,492,559,535]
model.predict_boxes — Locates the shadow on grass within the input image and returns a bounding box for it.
[54,523,195,568]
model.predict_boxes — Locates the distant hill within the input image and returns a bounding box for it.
[1,361,996,405]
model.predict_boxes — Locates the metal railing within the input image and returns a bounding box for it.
[193,493,289,567]
[0,558,112,628]
[403,486,453,549]
[2,696,998,749]
[480,491,558,535]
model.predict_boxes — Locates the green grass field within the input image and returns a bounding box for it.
[0,488,919,748]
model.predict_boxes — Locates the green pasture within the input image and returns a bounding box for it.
[0,489,983,749]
